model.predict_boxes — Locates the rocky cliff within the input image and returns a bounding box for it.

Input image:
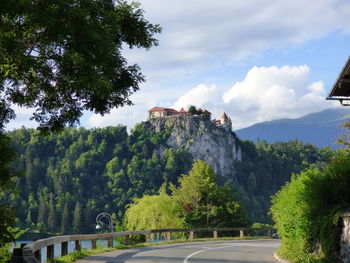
[143,115,241,176]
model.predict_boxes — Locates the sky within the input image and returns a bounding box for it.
[7,0,350,131]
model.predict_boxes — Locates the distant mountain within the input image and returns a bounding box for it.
[235,108,350,148]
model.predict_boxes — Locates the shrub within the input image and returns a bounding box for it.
[271,150,350,263]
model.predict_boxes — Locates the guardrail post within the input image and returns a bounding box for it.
[47,244,54,261]
[189,231,194,241]
[240,230,244,238]
[61,241,68,256]
[108,238,113,247]
[19,227,277,263]
[145,233,151,243]
[10,248,23,263]
[91,239,97,249]
[34,250,41,262]
[124,235,130,246]
[75,240,81,251]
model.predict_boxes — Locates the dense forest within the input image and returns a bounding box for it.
[2,124,333,235]
[232,139,333,222]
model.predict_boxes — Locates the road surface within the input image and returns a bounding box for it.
[76,239,280,263]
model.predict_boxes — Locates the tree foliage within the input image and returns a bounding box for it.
[5,125,192,234]
[0,0,160,245]
[125,161,250,231]
[0,0,161,131]
[0,133,18,245]
[3,126,333,235]
[0,227,27,263]
[234,139,333,223]
[187,105,206,117]
[271,150,350,263]
[172,160,250,228]
[124,192,184,231]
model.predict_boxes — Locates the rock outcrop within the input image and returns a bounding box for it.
[144,115,241,176]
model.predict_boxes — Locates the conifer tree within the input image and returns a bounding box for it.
[25,210,33,228]
[61,204,70,234]
[172,160,250,228]
[37,198,48,230]
[48,200,56,233]
[73,202,82,234]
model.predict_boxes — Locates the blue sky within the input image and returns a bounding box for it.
[7,0,350,131]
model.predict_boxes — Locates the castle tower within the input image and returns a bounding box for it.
[179,107,187,115]
[220,112,232,130]
[220,112,228,125]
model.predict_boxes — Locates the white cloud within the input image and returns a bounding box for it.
[6,65,339,132]
[87,105,145,131]
[86,85,179,130]
[224,65,340,128]
[126,0,350,80]
[8,1,349,130]
[173,84,219,111]
[173,65,339,130]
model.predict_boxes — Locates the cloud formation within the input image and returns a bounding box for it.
[173,84,219,110]
[6,1,348,130]
[126,0,350,79]
[173,65,338,129]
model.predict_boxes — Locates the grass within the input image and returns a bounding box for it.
[49,236,274,263]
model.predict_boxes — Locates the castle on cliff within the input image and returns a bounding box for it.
[148,107,232,130]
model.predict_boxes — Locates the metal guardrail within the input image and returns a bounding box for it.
[13,227,275,263]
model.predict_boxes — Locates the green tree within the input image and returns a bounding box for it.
[246,173,257,193]
[202,112,210,121]
[73,202,82,234]
[0,0,161,246]
[61,204,70,234]
[37,198,48,231]
[188,106,197,115]
[47,199,56,234]
[124,192,184,231]
[25,210,33,228]
[0,133,18,245]
[0,227,27,263]
[0,0,161,131]
[271,150,350,263]
[0,204,17,247]
[172,160,249,228]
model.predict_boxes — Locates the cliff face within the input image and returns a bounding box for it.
[144,115,241,176]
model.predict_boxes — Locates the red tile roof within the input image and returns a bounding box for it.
[148,107,178,113]
[202,109,211,114]
[220,112,228,118]
[179,107,187,113]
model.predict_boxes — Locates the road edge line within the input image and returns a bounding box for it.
[274,252,292,263]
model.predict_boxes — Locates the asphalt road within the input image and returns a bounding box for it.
[76,239,280,263]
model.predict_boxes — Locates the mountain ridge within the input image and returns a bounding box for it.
[235,108,350,148]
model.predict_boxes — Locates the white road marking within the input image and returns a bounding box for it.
[183,245,235,263]
[182,246,211,249]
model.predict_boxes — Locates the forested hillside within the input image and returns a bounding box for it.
[4,124,333,234]
[232,140,333,222]
[6,125,193,234]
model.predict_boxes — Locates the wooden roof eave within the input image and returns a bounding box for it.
[327,56,350,100]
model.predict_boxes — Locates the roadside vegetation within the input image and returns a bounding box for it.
[271,149,350,263]
[2,126,331,237]
[124,160,250,231]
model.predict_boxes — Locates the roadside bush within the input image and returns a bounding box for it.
[271,150,350,263]
[0,243,11,263]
